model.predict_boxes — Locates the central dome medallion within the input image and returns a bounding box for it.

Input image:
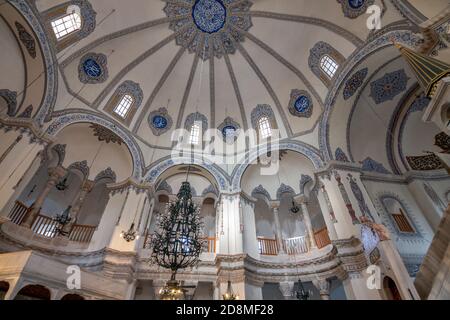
[164,0,253,60]
[192,0,227,34]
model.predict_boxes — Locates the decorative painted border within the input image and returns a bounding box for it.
[148,107,173,136]
[288,89,313,118]
[9,0,59,125]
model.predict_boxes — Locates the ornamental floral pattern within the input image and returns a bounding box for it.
[148,107,173,136]
[369,69,409,104]
[360,157,391,174]
[0,89,17,116]
[15,22,36,59]
[337,0,375,19]
[335,147,349,162]
[343,68,368,100]
[288,89,313,118]
[78,52,108,84]
[276,183,295,200]
[163,0,253,60]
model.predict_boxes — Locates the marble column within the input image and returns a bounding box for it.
[297,196,317,250]
[0,135,44,212]
[270,201,285,254]
[218,194,243,254]
[22,166,66,228]
[313,279,331,300]
[63,180,95,233]
[317,184,338,240]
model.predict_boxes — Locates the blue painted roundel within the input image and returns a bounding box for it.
[348,0,365,9]
[222,125,236,138]
[192,0,227,34]
[152,115,168,129]
[83,59,102,78]
[294,96,311,113]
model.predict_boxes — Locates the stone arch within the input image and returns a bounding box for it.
[144,155,230,192]
[7,0,58,124]
[14,284,51,300]
[61,293,85,300]
[319,30,423,162]
[231,141,323,191]
[383,276,402,300]
[45,111,145,179]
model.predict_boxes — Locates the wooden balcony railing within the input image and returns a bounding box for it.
[142,234,217,254]
[283,235,309,255]
[7,201,97,244]
[314,227,332,249]
[258,237,278,256]
[8,201,28,225]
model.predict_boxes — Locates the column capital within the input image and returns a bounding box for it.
[294,194,308,204]
[269,201,280,209]
[312,278,331,300]
[49,165,67,179]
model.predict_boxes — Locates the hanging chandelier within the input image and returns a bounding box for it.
[55,175,69,191]
[53,205,72,236]
[222,281,239,300]
[120,222,139,242]
[150,181,205,299]
[295,279,310,301]
[290,200,300,214]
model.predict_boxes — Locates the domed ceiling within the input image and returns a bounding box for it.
[50,0,404,154]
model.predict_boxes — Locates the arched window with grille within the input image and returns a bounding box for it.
[104,81,143,126]
[309,41,345,87]
[51,11,82,39]
[258,116,272,139]
[251,104,277,142]
[320,55,339,79]
[43,1,96,52]
[189,123,201,145]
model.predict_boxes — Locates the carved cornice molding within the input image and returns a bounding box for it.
[108,178,155,196]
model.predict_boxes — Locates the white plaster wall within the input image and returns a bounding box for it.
[0,17,25,102]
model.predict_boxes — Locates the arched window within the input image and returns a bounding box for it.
[113,94,133,119]
[189,123,201,145]
[104,81,143,126]
[251,104,277,142]
[309,42,345,87]
[184,112,208,146]
[51,11,82,39]
[43,1,96,52]
[258,116,272,139]
[320,55,339,79]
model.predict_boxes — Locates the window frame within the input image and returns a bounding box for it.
[320,54,339,79]
[113,94,134,119]
[50,11,82,40]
